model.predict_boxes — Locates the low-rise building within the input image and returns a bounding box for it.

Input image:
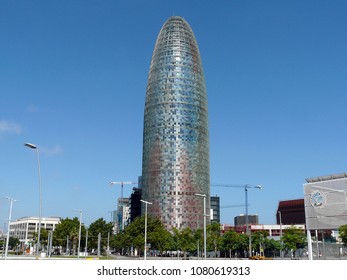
[221,223,306,237]
[9,216,61,245]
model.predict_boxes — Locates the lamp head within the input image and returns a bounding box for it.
[24,142,37,149]
[194,193,206,197]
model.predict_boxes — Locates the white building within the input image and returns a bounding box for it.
[9,216,61,245]
[221,223,306,238]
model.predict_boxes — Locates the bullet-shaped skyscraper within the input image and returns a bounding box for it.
[142,16,210,231]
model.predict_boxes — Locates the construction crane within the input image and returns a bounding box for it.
[211,184,262,218]
[109,181,138,199]
[220,204,247,209]
[211,183,263,257]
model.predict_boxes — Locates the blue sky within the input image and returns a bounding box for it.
[1,0,347,227]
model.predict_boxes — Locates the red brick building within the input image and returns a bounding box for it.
[276,199,305,225]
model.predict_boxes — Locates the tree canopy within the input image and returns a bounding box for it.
[281,226,306,252]
[338,224,347,246]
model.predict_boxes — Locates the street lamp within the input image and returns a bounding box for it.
[72,209,82,258]
[140,199,152,260]
[278,210,283,258]
[5,197,17,260]
[24,142,42,258]
[194,193,207,260]
[244,184,262,257]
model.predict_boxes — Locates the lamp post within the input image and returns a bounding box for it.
[140,199,152,260]
[278,210,283,258]
[5,197,17,260]
[244,184,262,257]
[72,209,82,258]
[194,193,207,260]
[24,142,42,258]
[85,228,88,259]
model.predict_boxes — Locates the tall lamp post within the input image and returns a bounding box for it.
[24,142,42,258]
[140,199,152,260]
[278,211,283,258]
[72,209,82,259]
[244,184,262,257]
[194,193,207,260]
[5,197,17,260]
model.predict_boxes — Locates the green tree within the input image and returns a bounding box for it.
[281,226,306,257]
[32,228,50,250]
[53,217,86,254]
[88,218,113,254]
[117,216,145,255]
[112,215,169,257]
[8,236,20,250]
[264,238,281,257]
[238,233,249,256]
[39,228,49,248]
[148,226,172,257]
[193,228,203,258]
[338,224,347,246]
[252,230,268,256]
[221,230,239,258]
[173,227,194,258]
[207,223,221,257]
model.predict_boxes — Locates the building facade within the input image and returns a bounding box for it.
[141,16,210,231]
[304,172,347,230]
[234,214,259,226]
[9,216,60,245]
[276,199,305,225]
[129,187,142,223]
[221,223,306,237]
[115,198,130,233]
[210,196,220,224]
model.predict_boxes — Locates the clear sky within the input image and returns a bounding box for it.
[1,0,347,228]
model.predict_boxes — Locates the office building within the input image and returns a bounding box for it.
[115,198,130,233]
[234,214,259,226]
[8,216,60,245]
[129,187,142,223]
[210,196,220,224]
[141,16,210,230]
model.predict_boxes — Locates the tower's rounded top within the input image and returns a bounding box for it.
[163,15,190,27]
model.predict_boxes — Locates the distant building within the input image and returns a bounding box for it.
[221,223,305,237]
[234,214,259,226]
[9,216,60,245]
[129,187,142,223]
[304,172,347,230]
[115,198,130,233]
[276,199,305,225]
[210,196,220,224]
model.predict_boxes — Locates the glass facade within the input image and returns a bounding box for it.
[142,16,210,231]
